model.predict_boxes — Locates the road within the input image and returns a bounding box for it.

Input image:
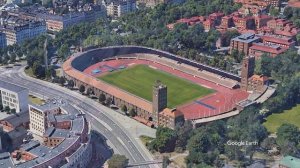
[0,65,157,168]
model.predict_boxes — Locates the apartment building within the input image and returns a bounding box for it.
[29,104,61,137]
[230,33,261,55]
[0,80,28,113]
[0,13,46,45]
[105,0,136,18]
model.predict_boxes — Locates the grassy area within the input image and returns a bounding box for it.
[55,68,63,77]
[139,135,155,145]
[263,104,300,133]
[29,95,45,105]
[99,65,214,108]
[24,67,34,77]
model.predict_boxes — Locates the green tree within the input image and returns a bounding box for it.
[32,62,45,77]
[187,130,210,153]
[59,76,66,86]
[121,105,127,113]
[107,154,128,168]
[106,97,112,107]
[129,108,137,117]
[4,106,10,112]
[296,34,300,43]
[276,123,300,147]
[269,6,279,16]
[175,120,192,152]
[254,57,262,75]
[57,44,69,58]
[98,93,106,104]
[79,85,85,94]
[261,137,277,150]
[148,127,177,152]
[68,80,75,88]
[0,104,3,111]
[87,88,94,95]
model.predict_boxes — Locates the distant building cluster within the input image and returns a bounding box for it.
[234,0,280,8]
[166,12,225,32]
[0,9,46,46]
[0,2,105,48]
[166,0,299,58]
[230,31,296,59]
[8,3,105,32]
[0,80,92,168]
[167,10,299,38]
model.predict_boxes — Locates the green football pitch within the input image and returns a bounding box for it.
[99,65,214,108]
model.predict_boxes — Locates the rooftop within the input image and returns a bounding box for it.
[261,35,295,46]
[232,33,261,43]
[10,102,88,167]
[160,108,183,118]
[280,156,300,168]
[0,111,29,127]
[0,152,14,168]
[250,42,288,54]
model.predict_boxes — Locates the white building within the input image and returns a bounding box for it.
[29,104,60,137]
[0,13,46,45]
[105,0,136,18]
[1,21,46,45]
[0,80,28,113]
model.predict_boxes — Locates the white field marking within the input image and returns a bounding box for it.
[128,63,136,66]
[149,65,157,69]
[200,85,212,89]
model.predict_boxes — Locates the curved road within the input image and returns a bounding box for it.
[0,66,156,168]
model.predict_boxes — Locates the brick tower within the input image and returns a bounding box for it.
[152,80,167,125]
[241,56,255,91]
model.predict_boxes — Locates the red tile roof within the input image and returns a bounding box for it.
[250,74,268,82]
[275,29,298,37]
[250,43,288,54]
[261,35,295,46]
[160,108,183,118]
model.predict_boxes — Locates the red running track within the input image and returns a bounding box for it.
[84,59,249,120]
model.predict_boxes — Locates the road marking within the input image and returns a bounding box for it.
[117,137,125,146]
[76,106,113,131]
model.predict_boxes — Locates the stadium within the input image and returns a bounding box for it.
[62,46,250,128]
